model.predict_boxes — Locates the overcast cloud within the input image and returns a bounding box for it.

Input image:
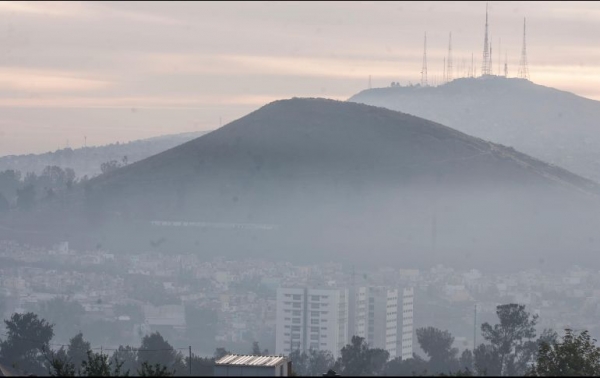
[0,1,599,155]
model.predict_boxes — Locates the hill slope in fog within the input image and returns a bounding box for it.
[350,76,600,182]
[5,98,600,271]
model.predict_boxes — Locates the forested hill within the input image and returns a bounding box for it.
[0,131,208,179]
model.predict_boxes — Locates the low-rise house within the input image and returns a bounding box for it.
[214,354,290,377]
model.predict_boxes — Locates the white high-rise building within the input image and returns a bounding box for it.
[348,286,413,360]
[400,287,414,360]
[275,287,349,359]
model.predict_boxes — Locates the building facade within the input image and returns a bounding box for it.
[348,285,413,360]
[275,287,349,359]
[400,287,414,360]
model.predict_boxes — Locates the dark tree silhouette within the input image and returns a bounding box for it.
[0,312,54,375]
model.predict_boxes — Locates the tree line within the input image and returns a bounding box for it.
[293,303,600,376]
[1,304,600,376]
[0,159,126,213]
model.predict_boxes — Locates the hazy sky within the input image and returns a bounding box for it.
[1,1,599,155]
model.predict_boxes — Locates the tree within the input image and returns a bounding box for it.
[111,345,138,375]
[530,329,600,376]
[80,349,128,376]
[306,348,335,376]
[459,349,474,372]
[251,341,261,355]
[289,348,335,376]
[0,293,6,319]
[47,349,76,377]
[137,332,181,374]
[0,312,54,375]
[416,326,460,374]
[137,361,172,376]
[334,335,389,376]
[16,183,36,211]
[100,160,121,175]
[250,341,269,356]
[38,297,86,344]
[473,343,501,376]
[185,353,215,376]
[214,347,230,360]
[0,169,22,206]
[288,349,308,376]
[67,332,91,372]
[384,354,429,376]
[0,192,9,213]
[480,303,538,376]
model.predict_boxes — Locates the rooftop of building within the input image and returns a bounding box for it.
[215,354,288,367]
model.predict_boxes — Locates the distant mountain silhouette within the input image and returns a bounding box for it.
[0,131,208,178]
[4,98,600,270]
[350,76,600,182]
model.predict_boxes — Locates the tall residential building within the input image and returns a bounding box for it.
[275,287,349,359]
[348,286,413,360]
[400,287,415,360]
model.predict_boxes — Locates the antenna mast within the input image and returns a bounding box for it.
[518,18,530,80]
[504,52,508,77]
[498,38,501,75]
[443,57,446,84]
[447,32,453,82]
[489,35,493,75]
[421,32,428,86]
[481,3,490,76]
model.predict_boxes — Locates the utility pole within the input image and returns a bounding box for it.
[189,346,192,375]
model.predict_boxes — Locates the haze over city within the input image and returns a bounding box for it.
[3,2,600,377]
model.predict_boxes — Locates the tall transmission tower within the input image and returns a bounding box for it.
[443,57,446,84]
[481,3,490,76]
[518,18,530,80]
[498,38,501,75]
[489,35,493,75]
[447,32,453,82]
[421,32,428,86]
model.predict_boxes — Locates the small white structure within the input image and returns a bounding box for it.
[214,354,290,377]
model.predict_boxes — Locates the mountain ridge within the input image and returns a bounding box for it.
[349,76,600,182]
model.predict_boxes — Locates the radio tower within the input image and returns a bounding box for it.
[504,52,508,77]
[481,3,490,76]
[518,18,530,80]
[489,36,493,75]
[421,32,428,86]
[447,32,453,82]
[498,38,501,75]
